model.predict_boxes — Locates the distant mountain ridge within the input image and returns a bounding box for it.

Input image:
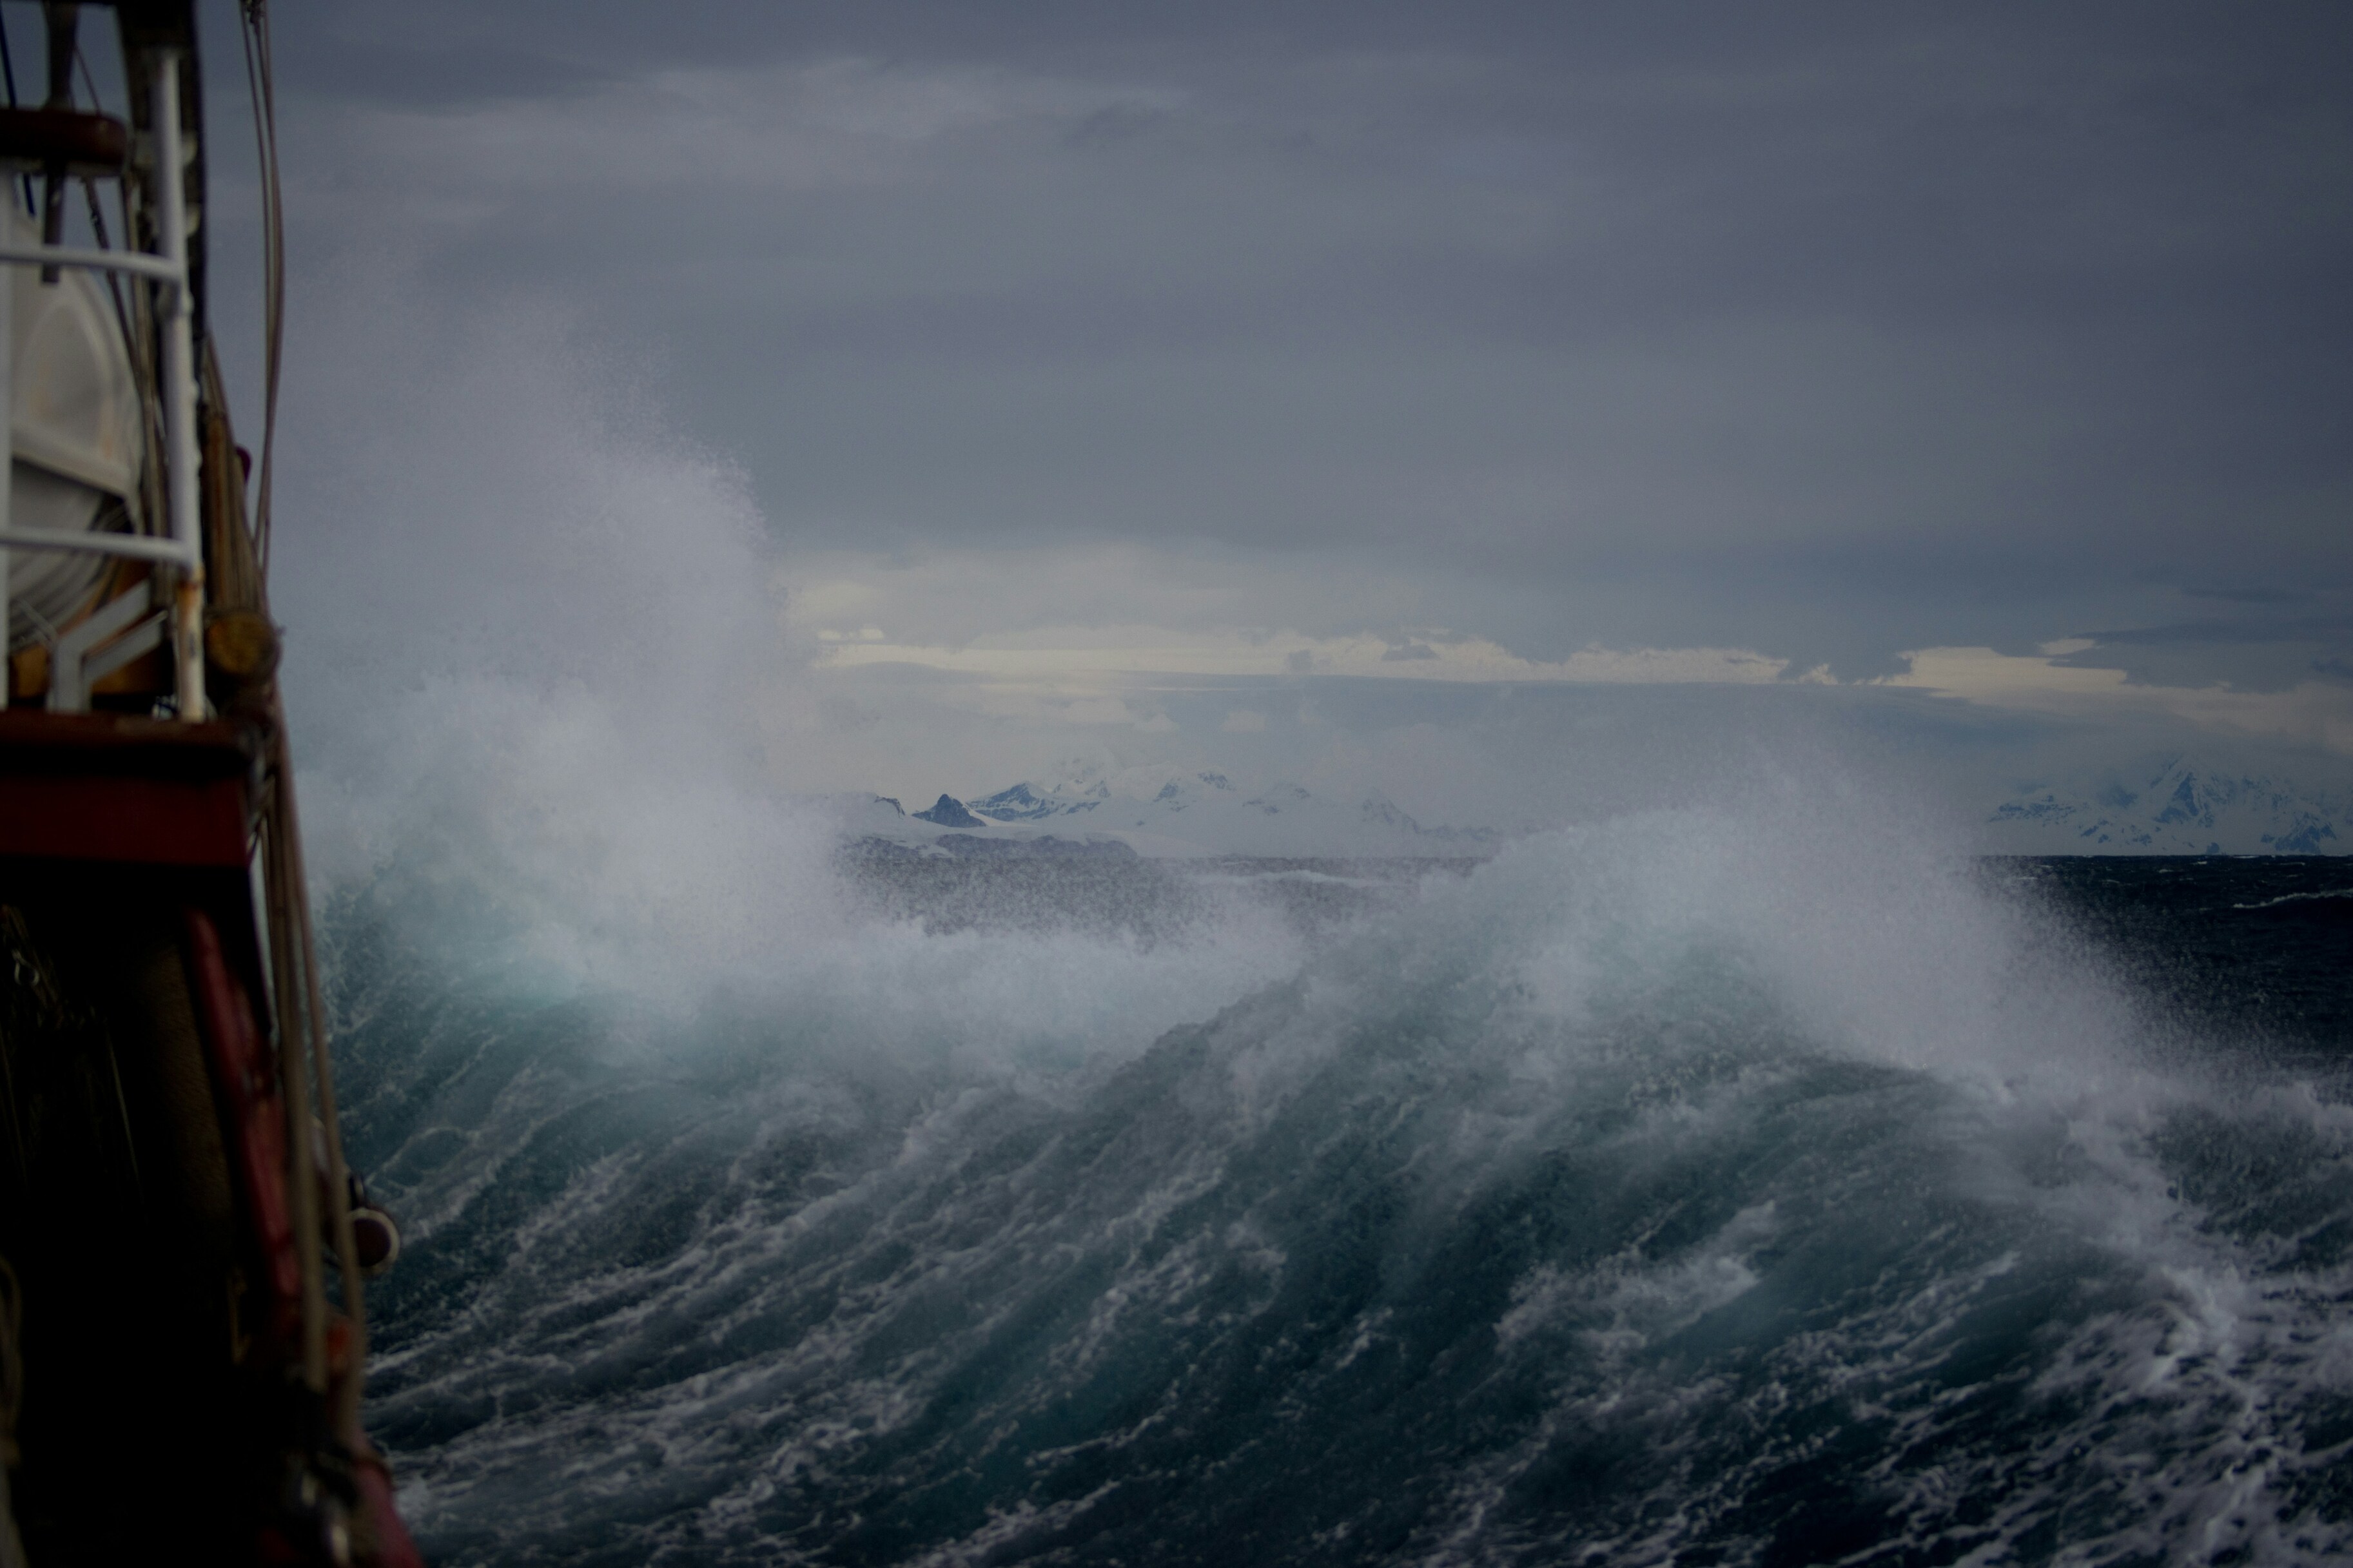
[1984,756,2348,854]
[836,754,2348,859]
[833,767,1498,858]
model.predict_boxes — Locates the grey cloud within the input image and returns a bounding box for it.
[2075,613,2353,648]
[237,1,2353,692]
[2051,599,2353,695]
[2180,588,2308,606]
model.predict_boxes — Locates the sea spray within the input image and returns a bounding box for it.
[317,806,2353,1566]
[248,75,2353,1568]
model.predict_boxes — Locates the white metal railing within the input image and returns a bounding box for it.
[0,53,204,720]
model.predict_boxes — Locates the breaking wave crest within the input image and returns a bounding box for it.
[327,806,2353,1567]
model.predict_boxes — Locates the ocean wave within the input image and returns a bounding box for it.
[327,811,2353,1565]
[2234,889,2353,911]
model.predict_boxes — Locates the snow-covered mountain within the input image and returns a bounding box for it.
[830,753,2348,860]
[967,768,1497,857]
[1982,756,2348,855]
[830,768,1498,858]
[912,794,985,828]
[813,793,1137,860]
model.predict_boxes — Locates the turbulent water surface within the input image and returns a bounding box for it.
[329,832,2353,1566]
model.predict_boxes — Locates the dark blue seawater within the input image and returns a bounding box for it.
[327,832,2353,1566]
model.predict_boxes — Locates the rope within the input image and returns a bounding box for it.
[240,0,370,1446]
[257,783,331,1400]
[257,704,369,1447]
[239,1,284,578]
[271,706,371,1447]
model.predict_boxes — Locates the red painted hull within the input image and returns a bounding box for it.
[0,711,418,1566]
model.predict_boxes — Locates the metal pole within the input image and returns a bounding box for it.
[0,244,184,283]
[151,51,202,720]
[0,528,205,562]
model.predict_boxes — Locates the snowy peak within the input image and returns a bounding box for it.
[1245,784,1314,817]
[1986,756,2348,854]
[892,770,1499,857]
[1359,789,1419,833]
[1145,770,1240,809]
[914,794,985,828]
[975,769,1242,823]
[969,782,1098,823]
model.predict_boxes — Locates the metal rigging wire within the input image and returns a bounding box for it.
[240,0,284,577]
[236,1,371,1442]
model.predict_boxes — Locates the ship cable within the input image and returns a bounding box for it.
[257,791,331,1400]
[239,0,284,574]
[229,0,371,1449]
[275,708,373,1448]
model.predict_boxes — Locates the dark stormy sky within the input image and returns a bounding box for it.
[190,2,2353,819]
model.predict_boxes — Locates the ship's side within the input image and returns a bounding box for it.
[0,4,413,1563]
